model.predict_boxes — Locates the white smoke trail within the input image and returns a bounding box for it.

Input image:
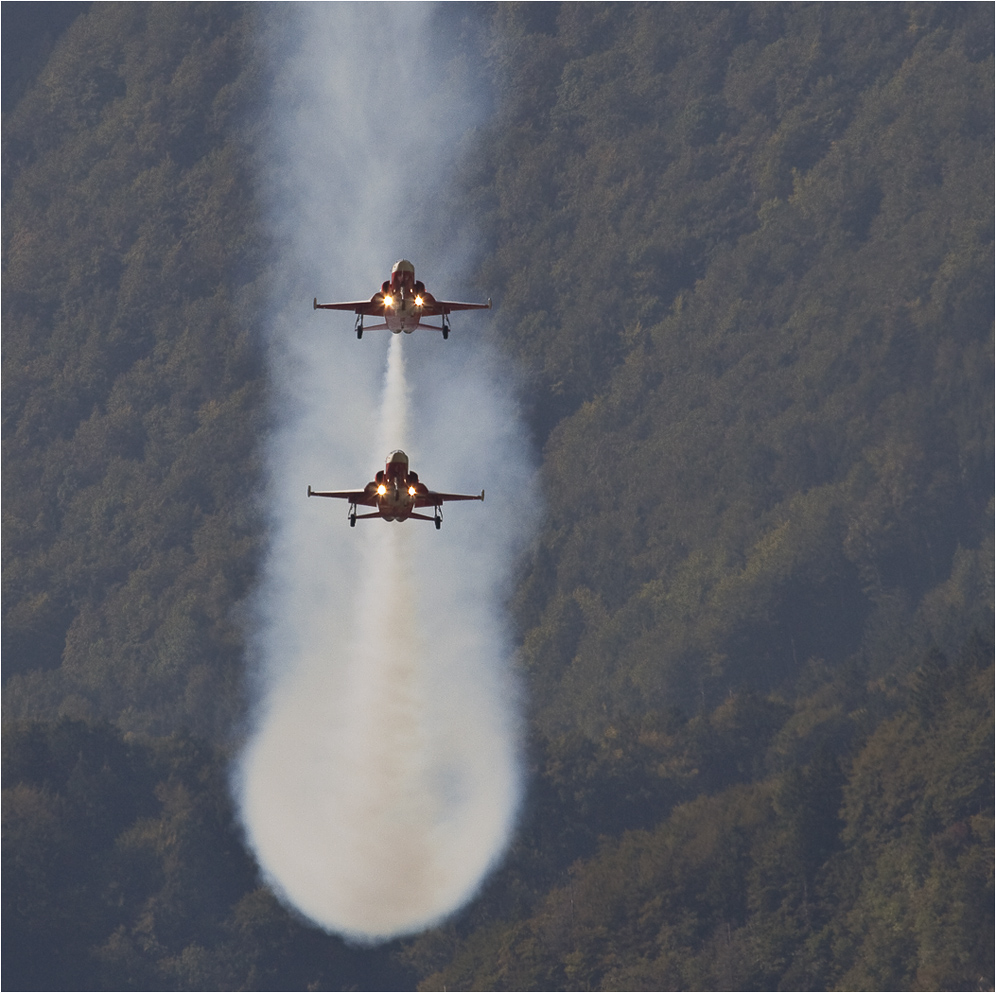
[235,6,533,942]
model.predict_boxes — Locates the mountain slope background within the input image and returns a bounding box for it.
[3,3,991,990]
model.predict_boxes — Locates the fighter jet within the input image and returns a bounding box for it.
[308,450,484,529]
[313,259,491,338]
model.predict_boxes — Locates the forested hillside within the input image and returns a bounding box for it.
[4,3,992,990]
[3,3,263,739]
[473,2,991,728]
[416,6,992,988]
[3,6,387,989]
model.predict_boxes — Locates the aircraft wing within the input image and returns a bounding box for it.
[422,299,492,315]
[313,298,385,315]
[307,486,377,506]
[415,490,485,506]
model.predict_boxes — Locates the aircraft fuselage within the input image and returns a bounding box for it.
[367,451,425,520]
[379,291,427,334]
[377,261,436,334]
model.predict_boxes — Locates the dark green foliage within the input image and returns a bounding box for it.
[481,0,993,740]
[405,3,992,988]
[3,3,266,738]
[0,2,91,114]
[413,633,992,992]
[1,719,415,991]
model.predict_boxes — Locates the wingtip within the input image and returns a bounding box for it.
[487,298,492,309]
[307,485,313,497]
[480,489,485,502]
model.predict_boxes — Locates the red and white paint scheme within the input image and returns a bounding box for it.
[313,259,491,338]
[308,450,484,529]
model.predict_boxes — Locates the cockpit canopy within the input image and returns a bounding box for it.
[390,259,415,290]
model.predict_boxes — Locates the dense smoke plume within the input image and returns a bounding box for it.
[234,6,533,942]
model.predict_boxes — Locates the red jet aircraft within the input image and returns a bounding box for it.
[308,450,484,529]
[313,259,491,338]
